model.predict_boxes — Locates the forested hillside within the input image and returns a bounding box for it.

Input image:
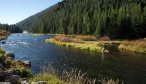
[17,0,146,38]
[0,23,22,33]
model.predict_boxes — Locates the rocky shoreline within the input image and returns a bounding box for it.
[0,51,32,84]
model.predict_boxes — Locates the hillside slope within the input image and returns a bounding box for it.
[17,0,146,38]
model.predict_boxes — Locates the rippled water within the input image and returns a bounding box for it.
[0,33,146,84]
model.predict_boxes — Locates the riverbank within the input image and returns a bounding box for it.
[0,30,9,40]
[0,49,31,83]
[45,35,146,54]
[45,35,119,53]
[119,40,146,54]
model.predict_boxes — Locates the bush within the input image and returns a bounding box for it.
[54,35,97,43]
[97,36,110,41]
[74,35,97,41]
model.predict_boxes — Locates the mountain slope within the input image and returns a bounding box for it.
[17,0,146,38]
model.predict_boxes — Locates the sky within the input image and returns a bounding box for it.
[0,0,62,24]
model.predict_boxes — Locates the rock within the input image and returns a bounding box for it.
[0,82,11,84]
[0,58,6,71]
[9,75,20,84]
[0,64,5,72]
[22,61,31,68]
[38,81,47,84]
[2,41,6,44]
[5,53,15,59]
[0,71,12,81]
[31,82,37,84]
[12,70,21,76]
[21,80,30,84]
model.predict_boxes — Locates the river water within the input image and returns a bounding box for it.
[0,33,146,84]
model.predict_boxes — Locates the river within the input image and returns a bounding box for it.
[0,33,146,84]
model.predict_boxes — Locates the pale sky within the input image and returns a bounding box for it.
[0,0,62,24]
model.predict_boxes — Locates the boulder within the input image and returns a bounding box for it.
[12,70,21,76]
[9,75,20,84]
[22,61,31,68]
[31,82,37,84]
[0,58,6,71]
[0,82,11,84]
[0,71,12,81]
[2,41,6,44]
[21,80,30,84]
[5,53,15,59]
[38,81,47,84]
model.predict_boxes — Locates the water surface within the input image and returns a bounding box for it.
[0,34,146,84]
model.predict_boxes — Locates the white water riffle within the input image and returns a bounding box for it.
[23,31,28,33]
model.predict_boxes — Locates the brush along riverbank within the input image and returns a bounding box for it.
[45,35,146,54]
[119,40,146,54]
[0,49,31,83]
[0,30,10,40]
[45,35,120,53]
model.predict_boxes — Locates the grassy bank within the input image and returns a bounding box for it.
[32,33,44,36]
[45,35,120,53]
[119,40,146,54]
[0,30,9,40]
[29,67,123,84]
[45,38,104,52]
[45,35,146,54]
[0,48,31,81]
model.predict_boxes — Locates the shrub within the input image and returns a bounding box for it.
[74,35,97,41]
[97,36,110,41]
[54,35,65,41]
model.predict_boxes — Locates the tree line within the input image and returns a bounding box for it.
[0,23,22,33]
[17,0,146,38]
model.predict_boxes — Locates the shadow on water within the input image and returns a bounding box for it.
[0,33,146,84]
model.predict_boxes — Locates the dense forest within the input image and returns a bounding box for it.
[0,23,22,33]
[17,0,146,38]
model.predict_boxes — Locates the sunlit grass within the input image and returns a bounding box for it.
[45,38,103,52]
[29,67,96,84]
[0,30,9,40]
[32,33,44,36]
[119,40,146,53]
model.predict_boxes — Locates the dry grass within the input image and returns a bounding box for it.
[30,67,123,84]
[74,35,97,41]
[119,40,146,53]
[99,78,124,84]
[29,67,96,84]
[121,40,146,48]
[97,36,110,41]
[54,35,97,43]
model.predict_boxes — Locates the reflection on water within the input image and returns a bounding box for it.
[0,33,146,84]
[101,53,105,64]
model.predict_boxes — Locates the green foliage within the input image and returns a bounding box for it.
[17,0,146,38]
[0,23,22,33]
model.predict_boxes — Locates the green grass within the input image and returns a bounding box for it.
[119,40,146,54]
[45,38,103,52]
[32,34,44,36]
[29,67,96,84]
[0,36,7,40]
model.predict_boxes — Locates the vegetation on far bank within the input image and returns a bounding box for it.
[45,35,146,54]
[0,23,22,33]
[45,35,119,53]
[119,40,146,54]
[0,30,10,40]
[32,33,44,36]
